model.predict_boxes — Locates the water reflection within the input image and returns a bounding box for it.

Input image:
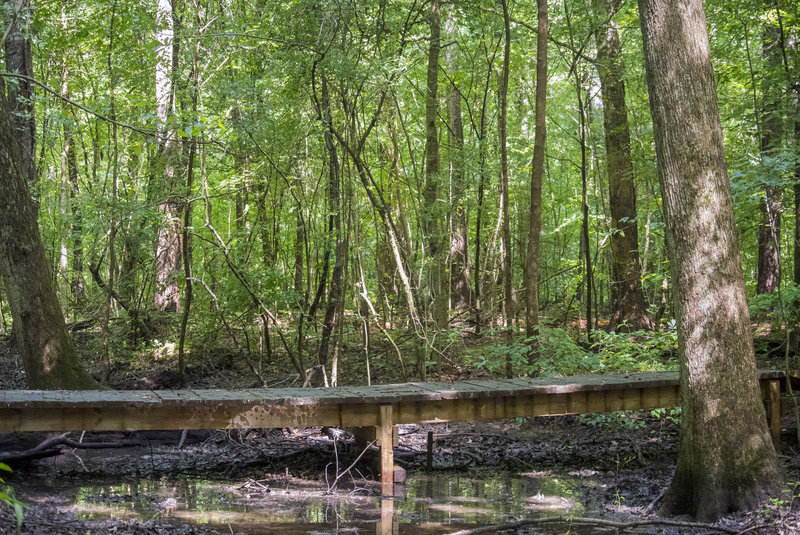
[68,471,581,534]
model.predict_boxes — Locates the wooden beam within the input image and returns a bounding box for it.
[379,404,394,496]
[766,379,781,453]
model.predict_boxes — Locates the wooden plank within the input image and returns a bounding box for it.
[408,381,489,400]
[0,390,160,408]
[153,390,205,406]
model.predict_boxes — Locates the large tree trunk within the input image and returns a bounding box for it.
[593,0,651,330]
[638,0,781,520]
[0,87,95,390]
[152,0,182,313]
[526,0,547,365]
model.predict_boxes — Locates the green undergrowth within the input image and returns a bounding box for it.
[0,463,24,528]
[469,326,678,378]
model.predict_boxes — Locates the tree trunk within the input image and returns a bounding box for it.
[638,0,781,520]
[499,0,514,371]
[153,0,182,313]
[317,74,345,378]
[526,0,547,366]
[0,86,95,390]
[756,18,783,295]
[4,0,36,191]
[445,8,473,312]
[422,0,447,331]
[593,0,651,330]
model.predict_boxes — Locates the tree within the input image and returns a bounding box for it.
[498,0,514,375]
[638,0,781,519]
[4,0,36,190]
[592,0,651,330]
[422,0,447,331]
[152,0,183,312]
[0,85,95,390]
[755,6,782,296]
[526,0,547,366]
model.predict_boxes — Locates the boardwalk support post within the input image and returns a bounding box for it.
[766,379,781,453]
[379,403,394,496]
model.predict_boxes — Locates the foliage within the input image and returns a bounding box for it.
[580,407,681,430]
[0,463,24,528]
[590,328,679,373]
[472,326,677,378]
[472,327,591,376]
[758,482,800,520]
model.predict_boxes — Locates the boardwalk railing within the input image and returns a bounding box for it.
[0,370,785,494]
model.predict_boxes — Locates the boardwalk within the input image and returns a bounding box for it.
[0,370,785,494]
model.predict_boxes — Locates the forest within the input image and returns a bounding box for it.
[0,0,799,531]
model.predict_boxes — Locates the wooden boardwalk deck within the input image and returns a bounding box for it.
[0,370,785,494]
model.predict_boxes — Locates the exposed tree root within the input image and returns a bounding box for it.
[448,515,766,535]
[0,432,139,464]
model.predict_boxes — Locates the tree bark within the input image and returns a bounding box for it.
[638,0,781,520]
[499,0,514,370]
[756,17,783,295]
[153,0,182,313]
[446,7,473,312]
[4,0,36,191]
[593,0,651,330]
[526,0,547,366]
[0,86,95,390]
[317,74,345,381]
[422,0,447,331]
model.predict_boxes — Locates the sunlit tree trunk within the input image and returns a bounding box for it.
[0,86,95,390]
[638,0,781,519]
[526,0,547,366]
[153,0,183,312]
[593,0,651,330]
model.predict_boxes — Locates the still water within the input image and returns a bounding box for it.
[67,471,582,533]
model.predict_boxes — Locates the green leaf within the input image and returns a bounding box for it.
[14,501,24,528]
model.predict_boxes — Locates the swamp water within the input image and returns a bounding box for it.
[59,471,583,533]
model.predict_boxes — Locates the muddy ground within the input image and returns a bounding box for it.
[1,335,800,534]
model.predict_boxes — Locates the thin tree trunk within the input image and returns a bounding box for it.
[638,0,781,519]
[178,9,201,384]
[103,0,120,379]
[499,0,514,378]
[317,74,345,378]
[446,7,473,312]
[526,0,547,366]
[756,16,783,295]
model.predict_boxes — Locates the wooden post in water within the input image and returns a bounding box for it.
[379,403,394,496]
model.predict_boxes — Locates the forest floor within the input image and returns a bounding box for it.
[1,332,799,534]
